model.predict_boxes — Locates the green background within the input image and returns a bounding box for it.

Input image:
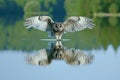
[0,0,120,51]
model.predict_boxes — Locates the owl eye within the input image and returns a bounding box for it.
[55,24,58,28]
[55,53,58,58]
[59,24,62,27]
[59,54,62,58]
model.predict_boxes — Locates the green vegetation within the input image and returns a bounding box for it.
[0,0,120,51]
[23,0,57,18]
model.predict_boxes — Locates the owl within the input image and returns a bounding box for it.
[24,16,94,40]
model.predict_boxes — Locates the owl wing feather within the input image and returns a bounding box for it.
[24,16,54,32]
[63,16,95,32]
[26,49,49,66]
[64,48,94,65]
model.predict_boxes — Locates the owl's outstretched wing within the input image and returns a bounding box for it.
[26,49,49,66]
[63,16,95,32]
[24,16,54,31]
[64,48,94,65]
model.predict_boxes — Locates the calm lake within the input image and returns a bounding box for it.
[0,0,120,80]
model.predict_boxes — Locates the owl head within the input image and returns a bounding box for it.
[53,22,64,32]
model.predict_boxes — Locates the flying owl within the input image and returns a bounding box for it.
[24,16,94,40]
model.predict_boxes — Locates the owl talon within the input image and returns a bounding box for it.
[57,39,61,41]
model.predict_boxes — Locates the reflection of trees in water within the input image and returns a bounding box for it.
[0,0,24,26]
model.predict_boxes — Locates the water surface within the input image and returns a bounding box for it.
[0,45,120,80]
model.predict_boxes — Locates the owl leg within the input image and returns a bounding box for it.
[56,41,62,46]
[56,41,63,49]
[58,41,62,47]
[56,35,59,40]
[56,35,62,40]
[56,41,59,46]
[58,34,62,40]
[55,33,63,41]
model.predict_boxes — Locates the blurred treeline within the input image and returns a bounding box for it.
[0,0,120,51]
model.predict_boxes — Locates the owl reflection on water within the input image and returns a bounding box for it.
[26,41,94,66]
[24,16,94,40]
